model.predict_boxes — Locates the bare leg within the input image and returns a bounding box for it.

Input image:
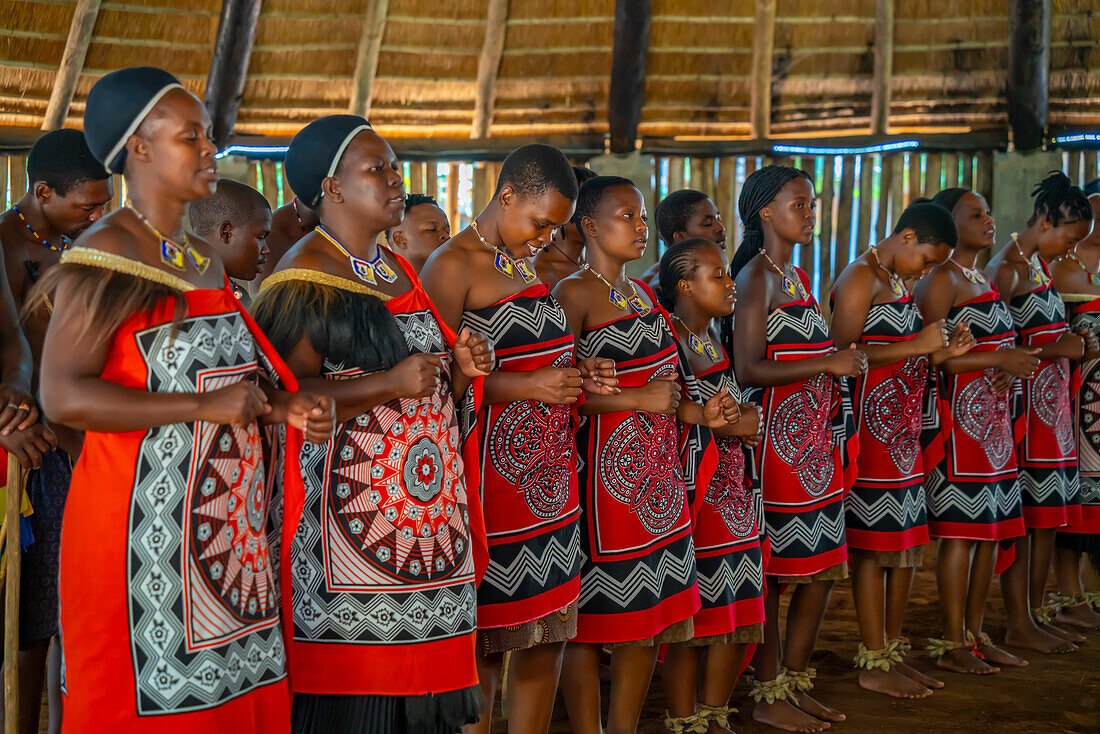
[1001,535,1076,653]
[751,577,829,733]
[784,580,846,721]
[1053,545,1100,630]
[965,541,1026,667]
[606,644,660,734]
[883,564,942,689]
[935,539,997,674]
[505,643,566,734]
[1083,553,1100,591]
[47,637,61,734]
[464,642,502,734]
[850,551,929,698]
[1029,528,1087,643]
[701,643,746,733]
[662,645,700,720]
[560,643,603,734]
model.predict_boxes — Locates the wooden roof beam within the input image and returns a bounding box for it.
[471,0,509,139]
[750,0,775,140]
[607,0,651,154]
[349,0,390,119]
[1007,0,1050,151]
[204,0,262,150]
[41,0,102,130]
[870,0,894,135]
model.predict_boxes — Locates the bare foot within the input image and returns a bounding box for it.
[858,668,932,699]
[792,692,846,722]
[1038,621,1086,644]
[1055,604,1100,631]
[895,660,945,688]
[1004,624,1077,654]
[753,699,830,732]
[935,647,999,675]
[974,641,1029,667]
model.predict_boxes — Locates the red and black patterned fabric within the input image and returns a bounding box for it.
[459,285,583,630]
[845,297,932,553]
[926,290,1025,541]
[1063,295,1100,535]
[742,270,849,578]
[59,257,298,733]
[1008,272,1081,529]
[678,343,765,638]
[270,258,481,699]
[573,282,699,643]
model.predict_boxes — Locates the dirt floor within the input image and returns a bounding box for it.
[494,546,1100,733]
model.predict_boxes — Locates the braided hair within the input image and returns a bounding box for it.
[656,238,719,311]
[728,165,813,277]
[1028,171,1092,228]
[572,175,637,245]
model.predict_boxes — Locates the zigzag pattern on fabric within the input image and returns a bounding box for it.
[481,525,582,596]
[696,552,763,603]
[765,505,846,553]
[948,303,1014,335]
[864,301,921,335]
[765,306,831,343]
[926,468,1022,519]
[846,485,927,527]
[1009,288,1066,330]
[577,545,696,606]
[460,296,570,342]
[1018,469,1080,504]
[577,316,670,360]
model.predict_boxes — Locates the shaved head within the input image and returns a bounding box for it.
[189,178,270,239]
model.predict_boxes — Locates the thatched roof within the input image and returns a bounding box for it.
[0,0,1097,147]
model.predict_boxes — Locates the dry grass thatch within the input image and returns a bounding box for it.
[0,0,1096,143]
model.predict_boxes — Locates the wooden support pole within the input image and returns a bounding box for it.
[470,0,508,139]
[857,154,875,252]
[424,162,438,200]
[8,157,26,204]
[960,154,974,190]
[607,0,651,154]
[4,459,22,734]
[1007,0,1050,152]
[975,151,994,204]
[906,152,921,205]
[668,157,685,193]
[349,0,389,119]
[818,156,836,297]
[836,156,856,270]
[1084,151,1098,184]
[942,153,959,189]
[716,158,735,235]
[408,161,424,195]
[925,153,942,195]
[870,0,894,135]
[750,0,776,140]
[887,153,904,237]
[42,0,102,130]
[203,0,262,150]
[446,163,460,230]
[259,160,279,209]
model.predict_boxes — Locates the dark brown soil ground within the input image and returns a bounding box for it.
[492,546,1100,733]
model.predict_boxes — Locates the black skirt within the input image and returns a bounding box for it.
[1055,530,1100,572]
[291,685,484,734]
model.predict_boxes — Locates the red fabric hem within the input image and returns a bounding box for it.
[1062,505,1100,533]
[477,576,580,629]
[845,527,930,552]
[692,597,766,639]
[288,634,478,695]
[573,585,701,644]
[1022,505,1075,529]
[762,544,848,578]
[928,518,1025,542]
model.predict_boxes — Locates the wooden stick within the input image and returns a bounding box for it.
[906,152,921,205]
[1007,0,1050,152]
[42,0,102,131]
[4,459,22,734]
[925,153,942,196]
[607,0,650,153]
[203,0,262,150]
[349,0,390,118]
[835,156,856,272]
[471,0,509,139]
[259,160,279,209]
[750,0,776,139]
[870,0,894,136]
[818,156,836,298]
[446,163,460,231]
[857,154,875,252]
[887,153,904,238]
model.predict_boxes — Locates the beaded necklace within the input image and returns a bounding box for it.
[869,246,907,297]
[1066,249,1100,286]
[315,225,397,285]
[949,256,987,284]
[1011,232,1049,286]
[672,315,720,361]
[758,248,807,299]
[470,219,537,283]
[126,199,209,274]
[13,206,68,252]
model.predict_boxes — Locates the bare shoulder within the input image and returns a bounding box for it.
[274,232,339,275]
[73,210,146,260]
[832,255,875,292]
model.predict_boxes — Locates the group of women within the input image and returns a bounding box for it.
[20,64,1100,734]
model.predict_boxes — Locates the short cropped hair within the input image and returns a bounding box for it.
[495,144,579,202]
[188,179,270,238]
[27,129,109,196]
